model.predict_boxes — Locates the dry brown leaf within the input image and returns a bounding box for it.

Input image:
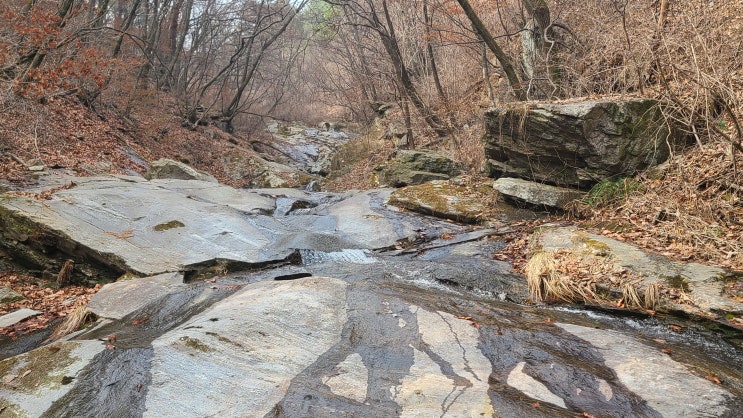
[705,375,722,385]
[105,229,134,239]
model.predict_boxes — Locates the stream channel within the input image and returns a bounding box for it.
[0,173,741,417]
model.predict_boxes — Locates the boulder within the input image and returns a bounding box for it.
[388,180,491,224]
[0,308,41,328]
[145,159,218,183]
[483,99,685,188]
[220,151,316,189]
[374,150,462,187]
[535,226,743,318]
[0,287,24,304]
[493,177,584,209]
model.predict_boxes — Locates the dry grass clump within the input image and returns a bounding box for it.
[525,248,661,310]
[46,304,93,343]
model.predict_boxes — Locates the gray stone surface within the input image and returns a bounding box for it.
[558,323,731,417]
[391,306,496,416]
[484,99,685,187]
[1,178,458,279]
[0,308,41,328]
[88,272,185,320]
[507,362,567,408]
[0,341,104,416]
[388,180,493,224]
[494,177,585,209]
[0,288,24,304]
[538,226,743,317]
[145,158,218,183]
[0,177,291,275]
[1,174,742,418]
[255,121,353,176]
[144,277,348,417]
[327,190,417,249]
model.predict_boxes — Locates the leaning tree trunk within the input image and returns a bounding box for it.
[455,0,526,101]
[379,0,448,137]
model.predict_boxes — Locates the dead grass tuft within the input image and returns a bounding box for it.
[525,250,600,304]
[644,281,661,310]
[46,303,93,343]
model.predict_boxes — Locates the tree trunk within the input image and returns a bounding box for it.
[455,0,526,101]
[423,4,456,127]
[482,42,495,105]
[378,0,448,136]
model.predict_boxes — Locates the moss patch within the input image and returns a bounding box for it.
[0,342,79,395]
[664,275,691,293]
[0,204,43,242]
[205,331,244,348]
[153,220,185,231]
[179,336,213,352]
[388,181,490,224]
[573,233,612,256]
[0,399,27,417]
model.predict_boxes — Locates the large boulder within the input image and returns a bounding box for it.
[388,181,492,224]
[493,177,585,210]
[145,159,218,183]
[374,150,462,187]
[483,99,685,188]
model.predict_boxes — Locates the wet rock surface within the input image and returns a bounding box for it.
[259,121,355,177]
[0,176,742,417]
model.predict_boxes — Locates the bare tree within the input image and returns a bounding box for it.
[454,0,526,101]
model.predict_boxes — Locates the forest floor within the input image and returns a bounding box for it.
[0,96,741,337]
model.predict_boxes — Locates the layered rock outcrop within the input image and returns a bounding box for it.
[483,99,685,188]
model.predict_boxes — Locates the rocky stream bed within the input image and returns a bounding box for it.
[0,173,741,417]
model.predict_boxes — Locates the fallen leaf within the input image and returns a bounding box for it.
[440,232,454,240]
[131,316,150,326]
[653,338,667,344]
[662,348,673,354]
[668,324,684,332]
[105,229,134,239]
[532,402,541,408]
[705,375,722,385]
[545,317,555,324]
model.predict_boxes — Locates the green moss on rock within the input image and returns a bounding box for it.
[180,336,213,352]
[153,220,186,231]
[0,342,79,395]
[388,181,491,224]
